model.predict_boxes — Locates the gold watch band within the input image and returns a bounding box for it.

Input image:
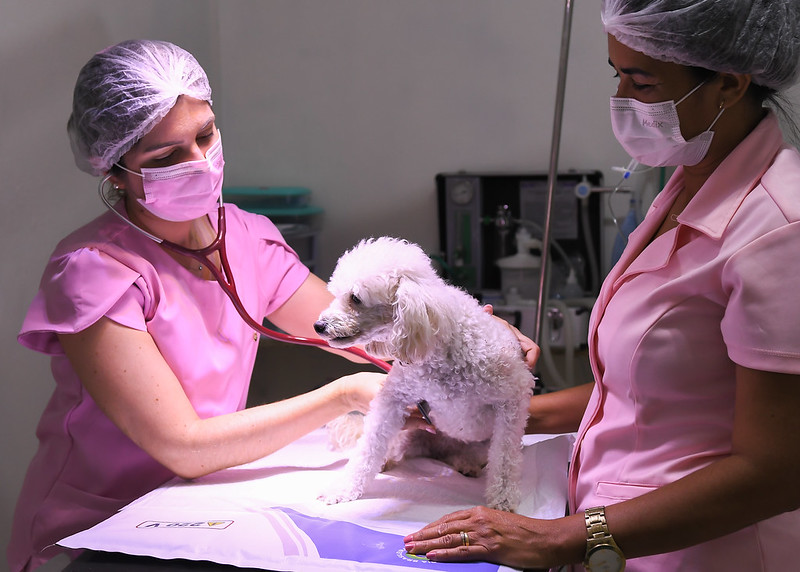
[584,506,626,572]
[585,506,612,540]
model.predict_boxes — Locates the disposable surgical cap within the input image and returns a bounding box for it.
[67,39,212,176]
[601,0,800,91]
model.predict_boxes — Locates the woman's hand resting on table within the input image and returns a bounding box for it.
[404,505,579,571]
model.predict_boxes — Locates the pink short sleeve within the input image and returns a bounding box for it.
[722,222,800,373]
[226,206,311,317]
[18,204,310,357]
[18,248,147,355]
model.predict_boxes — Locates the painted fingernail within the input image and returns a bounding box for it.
[427,551,439,561]
[404,542,414,552]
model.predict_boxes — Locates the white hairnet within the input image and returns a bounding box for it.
[67,39,212,176]
[601,0,800,91]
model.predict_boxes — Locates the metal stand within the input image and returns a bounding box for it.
[534,0,575,346]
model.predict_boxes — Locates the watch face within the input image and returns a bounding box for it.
[588,547,624,571]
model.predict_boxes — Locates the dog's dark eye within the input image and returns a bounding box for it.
[350,293,362,306]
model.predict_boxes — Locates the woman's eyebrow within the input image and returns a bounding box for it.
[608,58,655,77]
[142,140,182,153]
[141,116,217,153]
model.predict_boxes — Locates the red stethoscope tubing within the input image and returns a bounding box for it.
[158,204,392,373]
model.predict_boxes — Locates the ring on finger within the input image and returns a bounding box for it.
[460,531,470,547]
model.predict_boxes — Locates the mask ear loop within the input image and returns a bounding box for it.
[675,80,707,106]
[676,81,725,134]
[114,162,143,177]
[706,100,725,133]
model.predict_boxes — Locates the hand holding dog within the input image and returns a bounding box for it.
[334,371,386,414]
[333,371,435,433]
[483,304,540,370]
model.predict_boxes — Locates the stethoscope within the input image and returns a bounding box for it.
[98,177,392,374]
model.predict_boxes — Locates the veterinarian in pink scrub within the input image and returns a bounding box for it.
[6,40,392,572]
[406,1,800,570]
[9,39,539,572]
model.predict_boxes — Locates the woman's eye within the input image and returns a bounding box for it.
[350,293,362,306]
[154,152,176,162]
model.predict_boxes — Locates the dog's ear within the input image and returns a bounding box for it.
[364,340,394,361]
[389,276,443,363]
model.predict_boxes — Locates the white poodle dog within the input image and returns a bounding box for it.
[314,236,535,511]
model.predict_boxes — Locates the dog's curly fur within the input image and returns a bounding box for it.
[315,237,534,511]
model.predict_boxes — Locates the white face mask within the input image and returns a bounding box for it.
[610,82,724,167]
[116,133,224,222]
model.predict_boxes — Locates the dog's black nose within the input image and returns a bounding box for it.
[313,321,327,334]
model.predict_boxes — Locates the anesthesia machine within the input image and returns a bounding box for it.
[436,171,608,390]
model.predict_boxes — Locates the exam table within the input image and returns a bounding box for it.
[58,428,572,572]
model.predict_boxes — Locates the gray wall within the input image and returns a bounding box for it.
[3,0,798,565]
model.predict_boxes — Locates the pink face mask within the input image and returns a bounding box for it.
[610,83,724,167]
[116,134,225,222]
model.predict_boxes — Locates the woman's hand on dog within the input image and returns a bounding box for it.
[334,372,435,432]
[483,304,541,370]
[405,405,437,433]
[335,371,386,414]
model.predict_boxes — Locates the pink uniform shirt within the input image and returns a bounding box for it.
[569,113,800,570]
[9,202,309,572]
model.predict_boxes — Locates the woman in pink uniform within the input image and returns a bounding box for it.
[9,40,539,572]
[6,39,391,572]
[406,1,800,570]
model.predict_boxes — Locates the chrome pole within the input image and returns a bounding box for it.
[534,0,574,345]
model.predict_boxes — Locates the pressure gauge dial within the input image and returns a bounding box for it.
[449,180,475,205]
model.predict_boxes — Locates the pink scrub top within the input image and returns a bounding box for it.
[8,202,310,572]
[568,112,800,571]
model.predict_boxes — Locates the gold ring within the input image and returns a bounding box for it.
[460,531,469,547]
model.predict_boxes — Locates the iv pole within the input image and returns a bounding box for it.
[534,0,574,346]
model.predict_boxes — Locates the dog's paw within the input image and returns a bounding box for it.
[486,497,517,513]
[447,457,486,478]
[485,487,521,513]
[318,485,363,505]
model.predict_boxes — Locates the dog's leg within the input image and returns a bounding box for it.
[483,397,530,512]
[319,386,410,504]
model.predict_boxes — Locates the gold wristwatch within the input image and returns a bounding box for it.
[584,506,626,572]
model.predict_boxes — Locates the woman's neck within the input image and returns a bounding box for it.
[124,196,198,247]
[123,196,221,278]
[682,105,767,197]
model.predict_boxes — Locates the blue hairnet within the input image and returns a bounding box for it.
[67,39,212,176]
[601,0,800,91]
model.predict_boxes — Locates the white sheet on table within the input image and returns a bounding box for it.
[59,429,574,572]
